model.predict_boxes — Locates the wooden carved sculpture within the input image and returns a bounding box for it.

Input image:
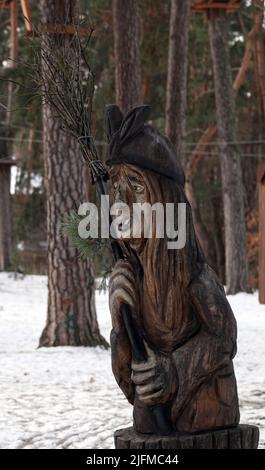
[106,105,240,435]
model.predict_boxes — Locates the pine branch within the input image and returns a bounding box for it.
[62,210,112,286]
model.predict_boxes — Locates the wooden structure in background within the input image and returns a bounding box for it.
[257,164,265,304]
[40,23,92,37]
[192,0,241,11]
[0,121,15,271]
[0,158,15,270]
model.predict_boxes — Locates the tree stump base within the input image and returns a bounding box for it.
[114,425,259,449]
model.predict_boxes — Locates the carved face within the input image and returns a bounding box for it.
[109,164,148,249]
[110,165,146,203]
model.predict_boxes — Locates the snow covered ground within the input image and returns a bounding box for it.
[0,272,264,449]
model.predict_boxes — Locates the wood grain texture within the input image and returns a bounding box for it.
[115,425,259,449]
[112,0,142,114]
[109,162,240,435]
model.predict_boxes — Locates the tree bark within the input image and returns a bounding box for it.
[165,0,192,164]
[165,0,216,270]
[39,0,107,347]
[6,0,18,125]
[187,1,264,185]
[208,10,249,294]
[112,0,142,113]
[252,0,265,122]
[210,194,226,284]
[26,128,34,199]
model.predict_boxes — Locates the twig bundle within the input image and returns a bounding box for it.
[31,20,107,182]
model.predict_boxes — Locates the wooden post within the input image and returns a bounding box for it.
[192,0,241,11]
[257,164,265,304]
[0,159,15,271]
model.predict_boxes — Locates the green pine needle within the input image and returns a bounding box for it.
[62,210,112,291]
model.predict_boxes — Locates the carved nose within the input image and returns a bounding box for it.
[115,185,127,204]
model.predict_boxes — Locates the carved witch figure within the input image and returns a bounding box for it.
[106,105,240,434]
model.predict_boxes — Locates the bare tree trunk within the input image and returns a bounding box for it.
[6,0,18,125]
[187,1,264,183]
[39,0,107,347]
[165,0,217,272]
[165,0,192,164]
[26,128,34,199]
[252,0,265,122]
[208,10,249,294]
[210,195,226,284]
[112,0,142,113]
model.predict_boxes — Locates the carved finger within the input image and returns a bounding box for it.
[131,368,156,385]
[109,270,136,311]
[109,272,135,296]
[136,381,163,396]
[136,382,163,397]
[110,286,134,308]
[131,357,156,372]
[110,260,135,286]
[131,345,156,371]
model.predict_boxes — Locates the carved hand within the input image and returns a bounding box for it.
[109,259,139,329]
[131,342,178,406]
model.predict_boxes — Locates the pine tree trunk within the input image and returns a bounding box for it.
[165,0,192,164]
[112,0,142,113]
[208,10,249,294]
[210,195,226,284]
[39,0,107,348]
[253,1,265,123]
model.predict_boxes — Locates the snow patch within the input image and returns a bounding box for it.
[0,272,264,449]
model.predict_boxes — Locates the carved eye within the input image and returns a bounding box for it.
[133,184,144,193]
